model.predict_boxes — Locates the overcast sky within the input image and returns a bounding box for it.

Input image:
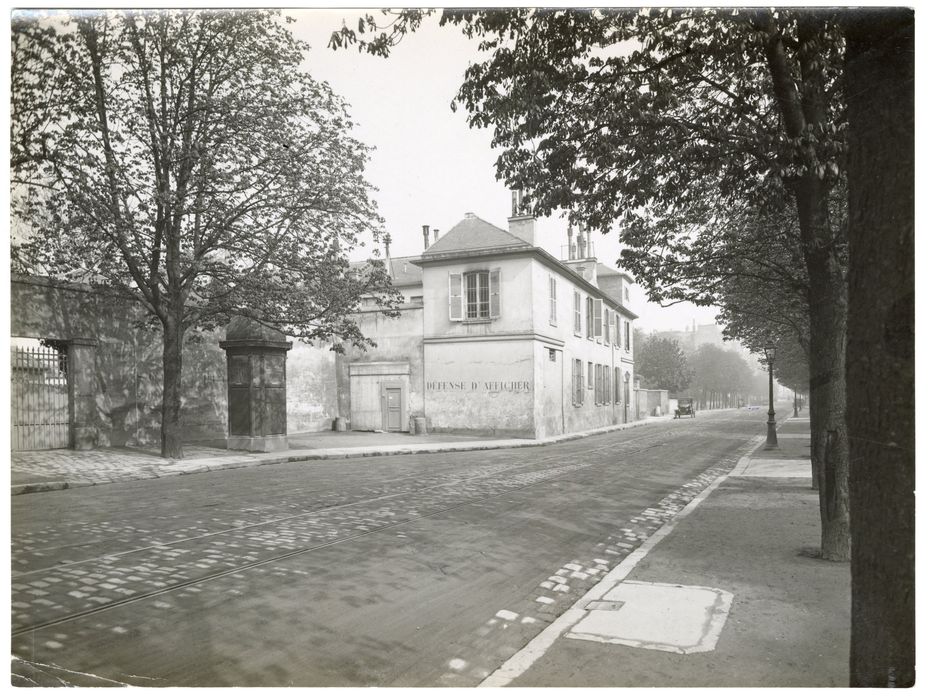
[289,8,720,333]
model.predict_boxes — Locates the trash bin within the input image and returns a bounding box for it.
[412,416,427,435]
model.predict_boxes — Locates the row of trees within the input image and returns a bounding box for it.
[633,332,772,409]
[331,7,913,684]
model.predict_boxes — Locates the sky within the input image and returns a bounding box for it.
[286,8,721,334]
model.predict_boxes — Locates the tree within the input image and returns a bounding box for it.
[686,344,756,410]
[331,8,851,560]
[635,334,691,394]
[844,8,914,687]
[12,10,400,458]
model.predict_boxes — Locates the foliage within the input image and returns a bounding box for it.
[686,343,757,399]
[12,9,400,350]
[330,6,851,559]
[635,334,692,394]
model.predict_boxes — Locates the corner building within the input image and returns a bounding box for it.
[337,198,637,439]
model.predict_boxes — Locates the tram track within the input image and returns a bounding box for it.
[11,416,755,641]
[13,426,673,563]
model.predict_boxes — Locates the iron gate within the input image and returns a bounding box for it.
[11,343,70,450]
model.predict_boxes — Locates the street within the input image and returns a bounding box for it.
[13,410,769,687]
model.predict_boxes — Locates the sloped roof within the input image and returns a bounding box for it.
[349,255,423,287]
[597,262,635,283]
[385,256,423,287]
[422,213,531,257]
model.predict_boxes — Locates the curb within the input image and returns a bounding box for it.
[480,409,800,686]
[12,409,750,496]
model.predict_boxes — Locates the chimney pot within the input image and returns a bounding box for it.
[432,228,439,244]
[422,224,430,250]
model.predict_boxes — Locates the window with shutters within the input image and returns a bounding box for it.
[450,269,501,321]
[625,321,631,351]
[614,367,621,404]
[573,291,582,335]
[604,310,611,343]
[549,276,557,326]
[587,361,593,390]
[594,364,601,404]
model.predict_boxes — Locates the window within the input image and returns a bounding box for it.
[604,310,611,344]
[594,364,602,404]
[587,361,593,390]
[449,269,500,321]
[586,297,594,339]
[605,366,611,404]
[614,367,621,404]
[624,321,631,351]
[572,359,584,405]
[573,291,582,335]
[549,276,557,326]
[611,314,618,347]
[465,271,490,319]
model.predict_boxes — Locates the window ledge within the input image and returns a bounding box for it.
[462,318,492,325]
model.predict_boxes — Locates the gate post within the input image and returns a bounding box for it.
[219,317,292,452]
[68,338,98,450]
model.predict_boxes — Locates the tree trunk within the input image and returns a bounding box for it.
[845,9,914,687]
[795,181,850,562]
[160,316,185,459]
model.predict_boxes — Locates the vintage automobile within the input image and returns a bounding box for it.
[674,397,696,419]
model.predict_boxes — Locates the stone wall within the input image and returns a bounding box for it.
[10,275,227,447]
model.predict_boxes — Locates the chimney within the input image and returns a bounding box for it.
[507,188,535,246]
[422,224,430,250]
[432,228,439,245]
[383,233,392,260]
[567,224,575,260]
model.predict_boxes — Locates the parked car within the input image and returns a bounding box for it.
[674,397,696,419]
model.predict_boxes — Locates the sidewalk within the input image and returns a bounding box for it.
[484,413,851,687]
[10,412,684,495]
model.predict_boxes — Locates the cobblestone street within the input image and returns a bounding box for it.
[10,411,782,686]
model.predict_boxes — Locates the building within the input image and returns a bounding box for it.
[331,194,638,439]
[10,195,638,450]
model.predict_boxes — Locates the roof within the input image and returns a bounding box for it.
[596,262,635,283]
[421,213,531,257]
[350,255,423,288]
[385,256,422,287]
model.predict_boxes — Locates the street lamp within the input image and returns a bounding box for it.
[624,371,630,424]
[763,345,778,449]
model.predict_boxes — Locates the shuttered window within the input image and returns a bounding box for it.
[593,299,603,339]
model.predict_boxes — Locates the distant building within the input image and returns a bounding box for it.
[654,321,732,355]
[323,193,639,438]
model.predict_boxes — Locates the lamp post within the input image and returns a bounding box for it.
[763,345,778,449]
[624,371,630,424]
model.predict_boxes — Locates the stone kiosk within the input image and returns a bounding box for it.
[219,317,292,452]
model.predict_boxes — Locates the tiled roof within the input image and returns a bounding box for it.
[421,213,531,256]
[385,256,422,287]
[349,255,422,287]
